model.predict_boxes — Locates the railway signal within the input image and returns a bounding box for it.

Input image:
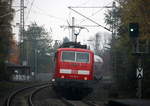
[128,21,143,98]
[129,23,139,37]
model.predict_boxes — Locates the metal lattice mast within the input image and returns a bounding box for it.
[20,0,25,65]
[20,0,24,43]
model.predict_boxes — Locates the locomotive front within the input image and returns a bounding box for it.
[52,48,94,91]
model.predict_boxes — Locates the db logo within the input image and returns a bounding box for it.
[72,70,78,74]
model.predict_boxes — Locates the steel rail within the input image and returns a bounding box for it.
[82,100,99,106]
[60,97,75,106]
[29,83,76,106]
[6,81,98,106]
[28,84,49,106]
[5,82,49,106]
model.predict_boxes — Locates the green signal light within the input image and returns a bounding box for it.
[130,29,134,32]
[129,23,139,37]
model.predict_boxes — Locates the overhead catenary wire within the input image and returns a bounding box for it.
[77,1,113,24]
[0,8,25,18]
[25,0,35,22]
[68,7,112,32]
[31,6,66,21]
[80,0,90,5]
[25,0,30,7]
[67,0,90,7]
[31,9,65,22]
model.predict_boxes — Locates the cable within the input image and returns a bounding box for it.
[68,7,112,32]
[33,6,65,21]
[25,0,30,6]
[78,1,113,24]
[80,0,91,6]
[25,0,35,22]
[25,0,30,21]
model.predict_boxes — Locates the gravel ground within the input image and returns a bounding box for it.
[83,80,111,106]
[33,86,68,106]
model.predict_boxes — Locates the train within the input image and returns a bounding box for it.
[51,42,103,99]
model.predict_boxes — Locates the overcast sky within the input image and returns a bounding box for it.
[13,0,113,43]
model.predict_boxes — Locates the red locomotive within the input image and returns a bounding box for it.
[51,42,97,98]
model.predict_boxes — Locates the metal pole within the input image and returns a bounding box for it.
[136,38,139,53]
[37,50,40,80]
[72,17,75,42]
[36,50,39,79]
[138,77,142,99]
[111,2,117,75]
[146,40,149,53]
[20,0,25,65]
[34,50,36,80]
[137,57,142,99]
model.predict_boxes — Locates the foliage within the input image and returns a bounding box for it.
[0,0,14,80]
[105,0,150,98]
[23,23,53,73]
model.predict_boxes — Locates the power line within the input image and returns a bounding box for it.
[25,0,35,21]
[32,6,65,21]
[69,6,112,8]
[25,0,30,7]
[77,1,113,24]
[80,0,90,5]
[0,9,23,18]
[68,7,112,32]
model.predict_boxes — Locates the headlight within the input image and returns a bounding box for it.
[60,69,72,74]
[52,78,55,82]
[78,70,90,75]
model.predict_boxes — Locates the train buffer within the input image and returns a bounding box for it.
[107,99,150,106]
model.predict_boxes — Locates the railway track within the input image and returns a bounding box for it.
[28,84,49,106]
[5,82,49,106]
[30,85,99,106]
[5,82,100,106]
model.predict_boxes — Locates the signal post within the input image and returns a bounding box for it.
[129,23,149,99]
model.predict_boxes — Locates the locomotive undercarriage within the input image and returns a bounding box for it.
[52,78,95,99]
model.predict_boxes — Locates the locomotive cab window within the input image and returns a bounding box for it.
[62,51,75,62]
[61,51,89,63]
[76,52,89,63]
